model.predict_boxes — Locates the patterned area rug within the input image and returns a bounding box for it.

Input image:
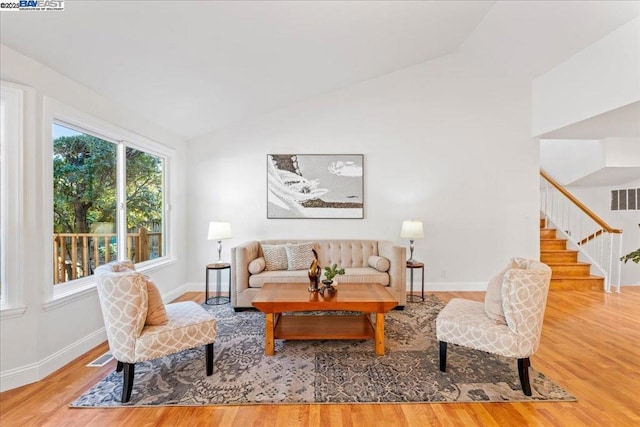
[71,295,574,406]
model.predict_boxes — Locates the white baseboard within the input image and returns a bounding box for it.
[0,360,40,392]
[163,283,192,303]
[0,327,107,392]
[183,282,208,293]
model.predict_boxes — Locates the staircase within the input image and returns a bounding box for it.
[539,218,605,290]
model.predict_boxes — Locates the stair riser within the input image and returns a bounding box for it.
[541,252,578,263]
[540,229,557,238]
[541,240,567,250]
[550,278,604,291]
[550,266,591,277]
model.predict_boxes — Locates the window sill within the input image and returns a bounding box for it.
[0,304,27,320]
[135,256,176,274]
[41,257,176,311]
[42,281,97,311]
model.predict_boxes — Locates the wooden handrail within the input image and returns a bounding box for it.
[540,170,622,234]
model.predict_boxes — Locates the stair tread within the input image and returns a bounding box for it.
[545,262,590,266]
[541,249,578,253]
[551,275,603,280]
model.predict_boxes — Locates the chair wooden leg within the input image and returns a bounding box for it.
[122,362,135,403]
[206,343,214,376]
[439,341,447,372]
[518,357,532,396]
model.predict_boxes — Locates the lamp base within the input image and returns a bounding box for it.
[407,258,420,265]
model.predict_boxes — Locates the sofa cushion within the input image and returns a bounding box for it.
[248,257,266,274]
[143,276,168,326]
[249,270,309,287]
[338,267,390,286]
[285,242,316,270]
[262,244,288,271]
[368,255,390,272]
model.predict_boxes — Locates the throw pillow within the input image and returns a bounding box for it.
[368,255,390,272]
[484,259,518,325]
[285,242,316,271]
[248,257,266,274]
[142,275,168,326]
[261,244,288,271]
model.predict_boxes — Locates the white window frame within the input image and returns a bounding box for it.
[0,82,26,317]
[43,97,175,308]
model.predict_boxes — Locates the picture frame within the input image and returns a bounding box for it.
[267,154,364,219]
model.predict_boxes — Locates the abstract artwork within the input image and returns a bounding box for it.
[267,154,364,219]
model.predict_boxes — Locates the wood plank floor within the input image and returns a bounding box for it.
[1,288,639,426]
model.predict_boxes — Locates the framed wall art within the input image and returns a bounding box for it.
[267,154,364,219]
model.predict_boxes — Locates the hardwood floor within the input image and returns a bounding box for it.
[1,288,639,426]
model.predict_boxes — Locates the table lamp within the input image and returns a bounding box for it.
[400,220,424,265]
[208,222,232,264]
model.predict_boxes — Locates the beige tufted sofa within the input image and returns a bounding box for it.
[231,239,406,309]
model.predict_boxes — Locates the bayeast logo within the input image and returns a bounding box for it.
[20,0,64,8]
[0,0,64,11]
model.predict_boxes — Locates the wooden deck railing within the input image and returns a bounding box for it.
[53,227,162,284]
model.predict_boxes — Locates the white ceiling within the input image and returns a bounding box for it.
[1,1,494,139]
[0,1,638,142]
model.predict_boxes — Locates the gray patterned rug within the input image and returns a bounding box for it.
[71,295,574,406]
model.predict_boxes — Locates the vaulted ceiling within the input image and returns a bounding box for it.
[1,1,638,141]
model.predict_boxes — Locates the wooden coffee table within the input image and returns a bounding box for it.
[251,283,398,356]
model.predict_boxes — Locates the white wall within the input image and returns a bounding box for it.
[540,138,640,186]
[604,138,640,166]
[186,51,541,292]
[532,17,640,137]
[568,180,640,285]
[0,45,189,391]
[540,139,604,185]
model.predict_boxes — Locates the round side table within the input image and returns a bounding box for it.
[205,263,231,305]
[406,261,425,302]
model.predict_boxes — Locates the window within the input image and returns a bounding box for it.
[611,188,640,211]
[44,98,172,303]
[52,123,119,283]
[0,83,25,314]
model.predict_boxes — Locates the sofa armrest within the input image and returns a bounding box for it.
[378,240,406,306]
[231,241,261,305]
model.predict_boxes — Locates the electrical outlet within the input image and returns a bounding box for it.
[440,269,447,279]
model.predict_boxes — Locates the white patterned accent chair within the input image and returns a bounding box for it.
[95,261,218,403]
[436,258,552,396]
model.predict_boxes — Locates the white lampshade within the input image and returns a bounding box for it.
[208,222,232,240]
[400,220,424,239]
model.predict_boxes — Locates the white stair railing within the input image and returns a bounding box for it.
[540,171,623,293]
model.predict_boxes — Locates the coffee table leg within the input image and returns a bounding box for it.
[265,313,275,355]
[375,313,385,355]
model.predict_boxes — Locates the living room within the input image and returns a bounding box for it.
[1,1,639,425]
